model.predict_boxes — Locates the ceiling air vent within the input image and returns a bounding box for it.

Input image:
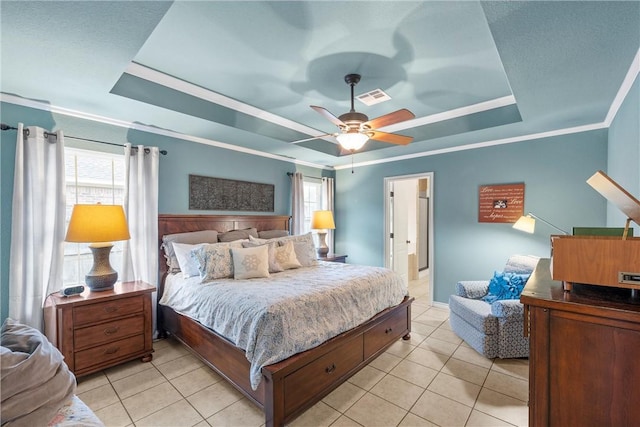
[356,88,391,106]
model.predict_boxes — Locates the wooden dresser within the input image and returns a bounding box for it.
[44,281,154,377]
[520,259,640,426]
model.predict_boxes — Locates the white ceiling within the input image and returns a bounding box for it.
[1,1,639,169]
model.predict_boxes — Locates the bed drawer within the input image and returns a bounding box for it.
[364,308,409,358]
[284,335,363,413]
[74,315,144,350]
[74,295,143,327]
[75,334,145,372]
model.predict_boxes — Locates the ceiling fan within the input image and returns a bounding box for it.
[294,74,415,151]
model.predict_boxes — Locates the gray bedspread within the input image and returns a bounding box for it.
[1,318,76,427]
[160,261,407,389]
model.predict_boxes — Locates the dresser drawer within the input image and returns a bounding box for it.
[75,334,145,371]
[364,308,408,358]
[74,295,143,326]
[74,315,144,350]
[284,335,363,414]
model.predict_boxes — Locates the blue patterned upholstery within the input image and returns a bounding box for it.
[449,255,539,359]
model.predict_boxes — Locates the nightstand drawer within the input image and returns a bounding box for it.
[74,315,144,350]
[74,295,143,326]
[75,334,145,371]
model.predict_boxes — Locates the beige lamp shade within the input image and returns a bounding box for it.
[65,204,130,243]
[512,215,536,234]
[311,210,335,230]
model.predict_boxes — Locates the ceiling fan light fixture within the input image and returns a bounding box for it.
[336,132,369,151]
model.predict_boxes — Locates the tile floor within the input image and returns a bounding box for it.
[77,277,529,426]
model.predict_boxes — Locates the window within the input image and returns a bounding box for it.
[302,180,322,234]
[63,148,125,286]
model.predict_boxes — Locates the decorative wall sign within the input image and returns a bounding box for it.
[189,174,274,212]
[478,183,525,223]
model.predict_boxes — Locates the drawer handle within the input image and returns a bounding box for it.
[104,326,120,336]
[104,347,120,355]
[385,327,393,334]
[325,364,336,374]
[103,306,118,313]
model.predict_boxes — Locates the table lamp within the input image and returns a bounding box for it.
[311,210,335,257]
[65,204,130,291]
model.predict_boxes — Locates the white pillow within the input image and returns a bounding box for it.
[161,230,218,272]
[193,241,244,282]
[171,242,204,278]
[275,240,302,270]
[232,245,270,279]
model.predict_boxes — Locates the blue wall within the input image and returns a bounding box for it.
[335,130,608,303]
[0,102,330,322]
[607,76,640,233]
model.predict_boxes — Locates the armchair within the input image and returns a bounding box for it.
[448,255,540,359]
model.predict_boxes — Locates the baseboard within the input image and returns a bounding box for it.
[432,301,449,310]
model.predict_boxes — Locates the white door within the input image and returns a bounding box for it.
[392,180,412,286]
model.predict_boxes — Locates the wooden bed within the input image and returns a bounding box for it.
[157,214,413,427]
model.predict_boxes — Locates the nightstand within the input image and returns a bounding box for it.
[44,281,154,377]
[318,254,348,263]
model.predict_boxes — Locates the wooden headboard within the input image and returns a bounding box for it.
[157,214,291,277]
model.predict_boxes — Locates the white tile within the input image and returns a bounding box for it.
[135,399,204,427]
[104,358,155,383]
[410,322,436,337]
[465,409,515,426]
[398,412,437,427]
[483,370,528,403]
[121,381,182,421]
[427,372,481,408]
[344,393,407,427]
[76,372,109,394]
[112,367,166,399]
[323,381,366,413]
[151,339,190,366]
[93,401,132,427]
[370,375,425,410]
[418,337,459,356]
[77,383,120,412]
[347,365,386,391]
[389,359,438,389]
[187,380,244,419]
[429,328,463,345]
[491,358,529,381]
[410,390,471,427]
[474,388,528,426]
[330,415,364,426]
[155,353,204,379]
[369,351,403,373]
[441,358,489,386]
[206,398,264,427]
[451,345,494,369]
[404,347,448,371]
[289,401,341,427]
[170,366,223,397]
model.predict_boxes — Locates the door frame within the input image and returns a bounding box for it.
[384,172,434,305]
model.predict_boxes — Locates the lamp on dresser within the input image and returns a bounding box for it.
[311,210,335,257]
[65,203,130,291]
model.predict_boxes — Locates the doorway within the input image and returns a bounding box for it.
[384,172,434,305]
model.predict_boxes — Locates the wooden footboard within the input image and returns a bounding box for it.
[159,296,413,427]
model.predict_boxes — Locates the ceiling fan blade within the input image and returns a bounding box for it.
[290,133,336,144]
[369,131,413,145]
[364,109,415,129]
[310,105,346,128]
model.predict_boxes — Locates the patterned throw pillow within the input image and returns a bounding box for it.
[274,240,302,270]
[193,241,244,282]
[483,271,530,303]
[242,241,284,273]
[274,233,317,267]
[231,245,270,279]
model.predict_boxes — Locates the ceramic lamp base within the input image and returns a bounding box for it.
[316,231,329,257]
[86,243,118,291]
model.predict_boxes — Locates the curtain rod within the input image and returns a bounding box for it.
[286,172,327,181]
[1,123,168,155]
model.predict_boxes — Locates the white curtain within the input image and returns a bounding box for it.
[9,124,66,330]
[290,172,305,235]
[322,177,335,253]
[122,144,159,331]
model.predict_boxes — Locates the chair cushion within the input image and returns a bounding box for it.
[448,295,498,335]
